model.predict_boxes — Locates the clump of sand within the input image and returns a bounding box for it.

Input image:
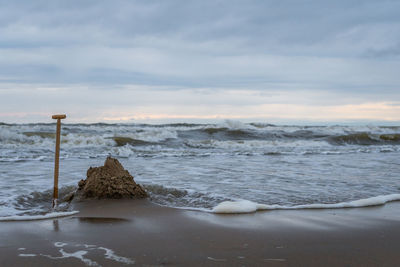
[75,157,147,200]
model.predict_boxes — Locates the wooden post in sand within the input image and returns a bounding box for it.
[52,114,66,208]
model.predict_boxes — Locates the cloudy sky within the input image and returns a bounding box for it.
[0,0,399,124]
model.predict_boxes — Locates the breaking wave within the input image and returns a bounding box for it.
[110,137,156,147]
[0,122,399,162]
[1,122,399,148]
[329,133,400,145]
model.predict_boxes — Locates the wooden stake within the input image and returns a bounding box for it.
[52,114,66,208]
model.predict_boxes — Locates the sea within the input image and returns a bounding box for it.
[1,120,400,219]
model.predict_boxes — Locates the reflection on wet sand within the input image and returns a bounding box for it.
[74,217,130,224]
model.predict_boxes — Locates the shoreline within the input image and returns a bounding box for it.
[1,199,400,266]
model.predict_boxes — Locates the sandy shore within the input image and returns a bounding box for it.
[1,199,400,266]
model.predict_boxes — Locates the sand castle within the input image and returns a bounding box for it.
[74,157,147,200]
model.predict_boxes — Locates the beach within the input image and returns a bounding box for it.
[1,199,400,266]
[2,0,400,265]
[1,122,400,266]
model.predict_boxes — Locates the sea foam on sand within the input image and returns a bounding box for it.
[212,194,400,214]
[0,211,79,221]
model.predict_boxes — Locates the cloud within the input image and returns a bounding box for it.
[0,0,399,122]
[365,43,400,58]
[1,83,399,123]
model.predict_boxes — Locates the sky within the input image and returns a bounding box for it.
[0,0,399,124]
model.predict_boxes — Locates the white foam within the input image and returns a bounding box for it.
[129,128,178,142]
[220,119,256,130]
[212,194,400,214]
[212,200,260,213]
[207,256,227,262]
[40,242,135,266]
[42,249,99,266]
[185,139,331,152]
[0,211,79,221]
[54,242,68,248]
[112,145,134,158]
[98,247,135,264]
[63,133,114,147]
[215,139,330,149]
[0,127,179,150]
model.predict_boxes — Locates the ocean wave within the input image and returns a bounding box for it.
[199,128,261,140]
[2,123,400,146]
[109,137,156,147]
[329,133,400,145]
[23,132,57,138]
[14,186,76,208]
[143,184,226,210]
[212,194,400,214]
[0,127,177,147]
[220,119,258,130]
[0,186,77,218]
[1,123,399,162]
[0,155,47,162]
[184,139,331,150]
[109,143,398,158]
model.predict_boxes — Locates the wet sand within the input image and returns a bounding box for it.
[1,199,400,266]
